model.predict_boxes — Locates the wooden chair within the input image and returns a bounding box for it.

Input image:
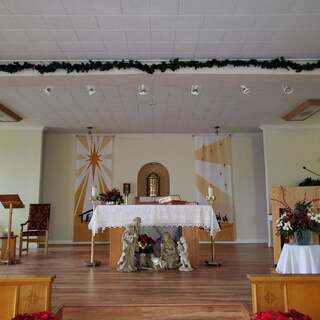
[19,203,50,257]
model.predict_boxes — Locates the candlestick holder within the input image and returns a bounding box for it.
[84,196,101,267]
[205,193,221,267]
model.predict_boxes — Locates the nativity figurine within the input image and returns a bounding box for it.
[177,236,193,271]
[160,231,180,269]
[116,217,141,272]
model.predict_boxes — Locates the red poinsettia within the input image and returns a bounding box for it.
[252,310,311,320]
[12,312,57,320]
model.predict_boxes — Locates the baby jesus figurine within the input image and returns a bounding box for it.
[177,237,194,272]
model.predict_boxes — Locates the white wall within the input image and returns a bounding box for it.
[0,128,43,235]
[231,134,268,242]
[263,127,320,212]
[42,132,268,243]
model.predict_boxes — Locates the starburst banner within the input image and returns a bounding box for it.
[73,134,113,241]
[194,135,234,223]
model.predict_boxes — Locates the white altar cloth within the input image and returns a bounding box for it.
[89,205,220,235]
[276,244,320,274]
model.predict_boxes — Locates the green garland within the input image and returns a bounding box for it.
[0,57,320,74]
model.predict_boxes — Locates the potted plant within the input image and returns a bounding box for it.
[12,311,57,320]
[251,309,311,320]
[274,189,320,245]
[99,188,124,205]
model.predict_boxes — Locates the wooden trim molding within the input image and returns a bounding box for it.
[283,99,320,121]
[0,103,22,122]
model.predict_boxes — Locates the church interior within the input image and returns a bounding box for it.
[0,1,320,319]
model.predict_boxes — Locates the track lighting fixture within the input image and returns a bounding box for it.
[86,85,96,96]
[138,84,147,96]
[42,86,53,95]
[282,85,294,95]
[191,84,200,96]
[240,85,250,95]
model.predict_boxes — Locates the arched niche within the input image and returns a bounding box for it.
[137,162,170,196]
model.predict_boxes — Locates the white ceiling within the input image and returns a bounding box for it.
[0,72,320,133]
[0,0,320,60]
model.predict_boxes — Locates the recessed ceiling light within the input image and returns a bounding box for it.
[240,85,250,95]
[191,84,200,96]
[86,85,96,96]
[138,84,147,96]
[42,86,53,95]
[282,85,294,95]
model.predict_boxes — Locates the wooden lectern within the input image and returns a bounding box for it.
[0,194,24,264]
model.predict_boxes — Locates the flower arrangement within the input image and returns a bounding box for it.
[12,312,56,320]
[99,188,124,204]
[251,310,311,320]
[273,188,320,240]
[138,234,155,254]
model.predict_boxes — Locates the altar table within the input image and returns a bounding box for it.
[89,205,220,269]
[276,244,320,274]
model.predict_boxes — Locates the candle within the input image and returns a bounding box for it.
[91,185,98,199]
[208,185,213,197]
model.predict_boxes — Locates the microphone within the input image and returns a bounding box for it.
[302,166,320,178]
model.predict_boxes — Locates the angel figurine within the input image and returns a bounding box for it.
[177,237,193,271]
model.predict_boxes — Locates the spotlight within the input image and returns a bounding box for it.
[86,85,96,96]
[240,85,250,95]
[282,85,294,95]
[138,84,147,96]
[42,86,53,95]
[213,125,221,135]
[191,84,200,96]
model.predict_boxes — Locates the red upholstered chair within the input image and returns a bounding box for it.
[19,204,51,257]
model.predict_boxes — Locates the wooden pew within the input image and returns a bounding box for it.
[247,274,320,319]
[0,275,55,320]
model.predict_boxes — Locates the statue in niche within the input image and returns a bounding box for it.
[177,237,193,272]
[160,231,180,269]
[147,172,160,197]
[116,217,141,272]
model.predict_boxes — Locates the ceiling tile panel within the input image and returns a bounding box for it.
[121,0,150,15]
[98,15,149,30]
[15,15,47,29]
[151,30,175,42]
[100,31,127,42]
[76,30,103,41]
[0,30,29,42]
[179,0,236,15]
[44,16,73,29]
[175,30,199,42]
[2,0,66,14]
[150,0,179,15]
[203,15,257,29]
[71,16,99,29]
[61,0,122,15]
[126,30,151,42]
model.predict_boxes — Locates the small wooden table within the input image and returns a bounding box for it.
[0,235,18,262]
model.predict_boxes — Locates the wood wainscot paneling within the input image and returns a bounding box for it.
[271,186,320,264]
[0,275,55,320]
[247,274,320,320]
[199,223,235,241]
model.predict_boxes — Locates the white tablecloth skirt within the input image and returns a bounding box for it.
[88,204,220,236]
[276,244,320,274]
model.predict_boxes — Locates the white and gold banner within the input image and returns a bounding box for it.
[73,134,113,241]
[194,134,234,222]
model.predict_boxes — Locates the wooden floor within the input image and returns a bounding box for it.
[0,243,273,311]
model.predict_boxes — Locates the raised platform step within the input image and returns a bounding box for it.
[55,304,250,320]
